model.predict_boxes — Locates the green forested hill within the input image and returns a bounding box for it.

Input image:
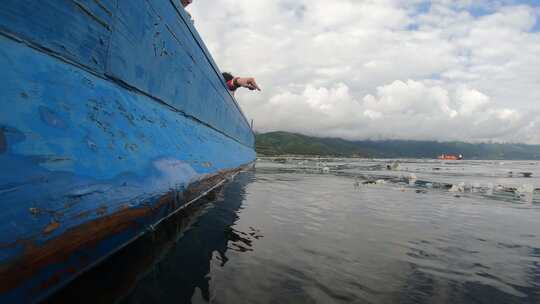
[255,131,540,159]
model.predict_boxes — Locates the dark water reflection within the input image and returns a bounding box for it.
[49,159,540,303]
[47,172,256,304]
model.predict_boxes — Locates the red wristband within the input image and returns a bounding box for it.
[226,80,236,91]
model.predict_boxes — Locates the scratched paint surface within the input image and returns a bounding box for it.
[0,0,255,303]
[0,0,253,147]
[108,0,253,146]
[0,0,115,72]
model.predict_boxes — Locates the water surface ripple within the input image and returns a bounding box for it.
[50,158,540,304]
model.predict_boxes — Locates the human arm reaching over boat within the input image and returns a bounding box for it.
[222,72,261,93]
[234,77,261,91]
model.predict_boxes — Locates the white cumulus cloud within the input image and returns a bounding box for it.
[189,0,540,143]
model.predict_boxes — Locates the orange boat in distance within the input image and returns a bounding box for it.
[438,154,463,160]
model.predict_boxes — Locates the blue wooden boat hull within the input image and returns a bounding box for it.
[0,1,255,302]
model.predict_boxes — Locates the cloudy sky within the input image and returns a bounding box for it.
[189,0,540,144]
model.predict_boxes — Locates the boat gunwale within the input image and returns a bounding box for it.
[166,0,253,129]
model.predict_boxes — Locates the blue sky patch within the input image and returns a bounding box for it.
[533,20,540,32]
[406,24,420,31]
[468,6,493,17]
[416,2,431,15]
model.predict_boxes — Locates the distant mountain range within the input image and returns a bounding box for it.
[255,131,540,160]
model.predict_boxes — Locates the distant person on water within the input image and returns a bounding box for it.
[222,72,261,94]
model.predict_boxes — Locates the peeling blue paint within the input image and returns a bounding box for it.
[39,106,68,129]
[0,0,255,302]
[0,0,114,72]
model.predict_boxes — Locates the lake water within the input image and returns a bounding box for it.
[48,158,540,304]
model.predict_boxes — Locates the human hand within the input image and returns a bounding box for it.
[235,77,261,91]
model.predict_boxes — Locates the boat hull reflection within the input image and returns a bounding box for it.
[45,171,255,304]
